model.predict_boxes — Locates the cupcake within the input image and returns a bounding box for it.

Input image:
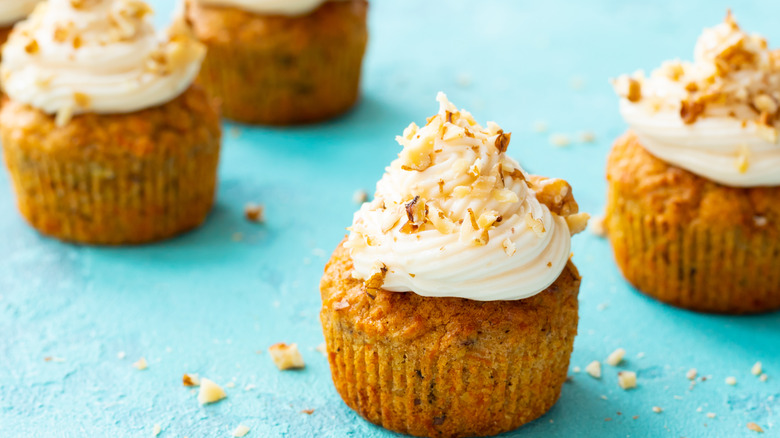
[0,0,40,49]
[182,0,368,125]
[320,93,589,437]
[607,12,780,313]
[0,0,221,245]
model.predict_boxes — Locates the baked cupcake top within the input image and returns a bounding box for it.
[614,11,780,187]
[193,0,340,16]
[0,0,41,26]
[1,0,205,122]
[345,93,588,301]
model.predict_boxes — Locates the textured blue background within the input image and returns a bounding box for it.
[1,0,778,437]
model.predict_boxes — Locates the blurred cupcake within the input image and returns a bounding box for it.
[607,12,780,313]
[182,0,368,125]
[320,93,589,437]
[0,0,41,49]
[0,0,221,245]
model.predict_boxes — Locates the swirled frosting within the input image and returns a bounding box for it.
[194,0,337,16]
[345,93,588,301]
[0,0,40,26]
[1,0,205,120]
[614,12,780,187]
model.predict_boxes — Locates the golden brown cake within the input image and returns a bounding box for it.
[184,0,368,125]
[607,13,780,313]
[321,242,580,438]
[320,93,588,437]
[1,86,221,245]
[0,0,220,245]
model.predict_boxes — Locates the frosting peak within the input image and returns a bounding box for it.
[345,93,588,301]
[1,0,205,121]
[613,11,780,187]
[0,0,41,26]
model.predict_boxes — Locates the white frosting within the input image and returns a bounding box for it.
[0,0,40,26]
[1,0,205,116]
[615,13,780,187]
[345,93,584,301]
[195,0,334,16]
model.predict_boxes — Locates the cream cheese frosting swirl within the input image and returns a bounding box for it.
[614,12,780,187]
[345,93,589,301]
[1,0,205,119]
[194,0,336,16]
[0,0,41,26]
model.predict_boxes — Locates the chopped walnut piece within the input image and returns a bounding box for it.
[754,94,778,114]
[747,422,764,433]
[725,376,737,385]
[686,368,698,380]
[428,206,456,234]
[24,39,39,54]
[585,361,602,379]
[232,424,250,437]
[268,343,305,370]
[405,196,427,226]
[614,76,642,102]
[755,123,778,143]
[605,348,626,366]
[680,99,705,124]
[363,262,387,297]
[565,213,590,235]
[652,406,663,414]
[197,378,226,405]
[751,362,762,376]
[244,204,264,223]
[353,189,369,204]
[527,176,579,217]
[132,357,148,370]
[618,371,637,390]
[183,373,200,387]
[735,144,751,173]
[494,132,511,153]
[73,92,91,109]
[301,409,315,415]
[502,238,516,256]
[460,208,489,245]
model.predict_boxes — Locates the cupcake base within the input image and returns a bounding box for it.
[185,0,368,125]
[320,242,580,438]
[0,85,221,245]
[606,131,780,314]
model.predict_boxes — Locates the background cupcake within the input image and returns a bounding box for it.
[607,12,780,313]
[0,0,221,245]
[183,0,368,125]
[321,93,589,437]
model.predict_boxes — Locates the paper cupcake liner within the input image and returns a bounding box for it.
[195,4,367,125]
[320,263,579,438]
[606,185,780,314]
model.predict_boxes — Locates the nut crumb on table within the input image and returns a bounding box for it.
[197,378,227,405]
[269,343,305,370]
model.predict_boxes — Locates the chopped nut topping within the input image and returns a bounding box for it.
[132,357,148,370]
[353,189,369,204]
[502,238,516,256]
[301,409,315,415]
[686,368,698,380]
[706,412,717,419]
[589,214,607,237]
[525,213,546,236]
[605,348,626,366]
[153,424,161,437]
[725,376,737,386]
[268,343,305,370]
[244,204,264,223]
[652,406,663,413]
[24,39,39,54]
[747,422,764,433]
[618,371,637,390]
[73,92,91,109]
[585,361,602,379]
[565,213,590,235]
[528,176,579,217]
[183,373,200,387]
[197,378,226,405]
[614,76,642,102]
[494,132,511,153]
[751,362,762,376]
[232,425,250,437]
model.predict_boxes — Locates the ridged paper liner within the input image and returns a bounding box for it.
[321,263,579,438]
[606,186,780,313]
[3,126,219,245]
[194,3,367,125]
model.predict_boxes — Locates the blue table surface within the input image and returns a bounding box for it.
[1,1,779,437]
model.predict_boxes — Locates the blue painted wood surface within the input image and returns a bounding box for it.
[1,0,778,436]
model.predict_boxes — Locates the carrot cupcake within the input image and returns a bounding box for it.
[0,0,40,49]
[182,0,368,125]
[320,93,589,437]
[608,12,780,313]
[0,0,221,245]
